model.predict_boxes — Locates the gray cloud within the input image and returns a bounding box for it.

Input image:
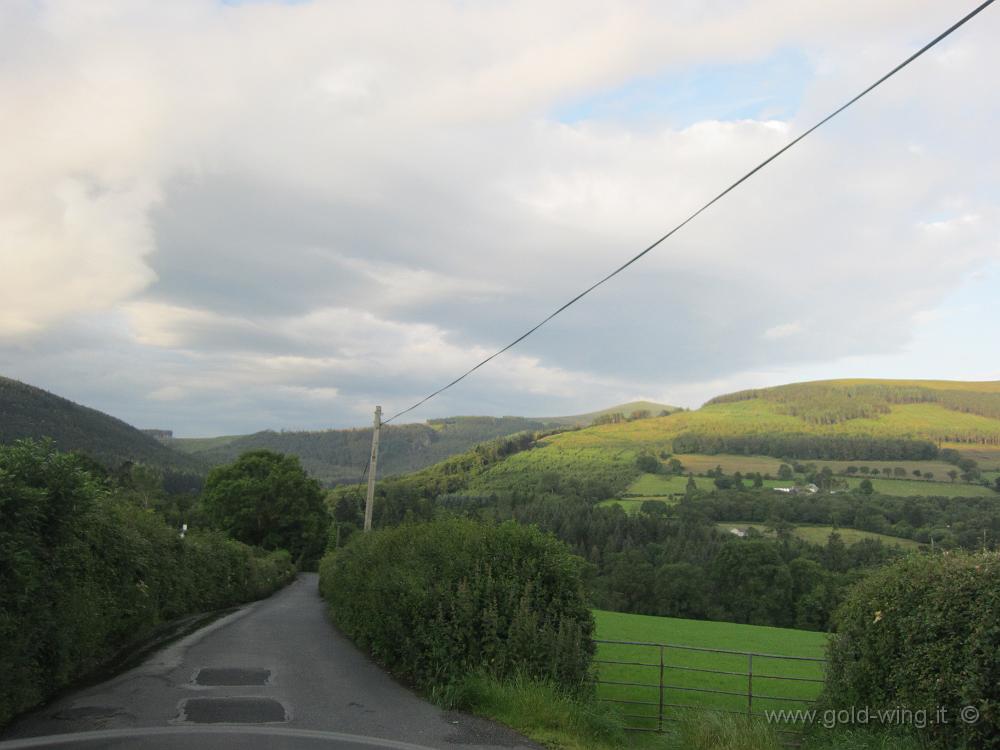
[1,0,998,435]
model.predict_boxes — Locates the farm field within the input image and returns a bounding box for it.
[593,610,827,727]
[945,443,1000,470]
[673,453,959,479]
[715,522,922,550]
[842,476,997,497]
[615,471,996,502]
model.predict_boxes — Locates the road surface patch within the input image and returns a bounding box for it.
[179,697,287,724]
[193,667,271,686]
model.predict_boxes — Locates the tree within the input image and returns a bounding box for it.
[667,458,685,474]
[948,470,959,483]
[203,450,330,567]
[778,464,794,480]
[635,454,660,474]
[641,500,668,516]
[858,478,874,495]
[685,474,697,497]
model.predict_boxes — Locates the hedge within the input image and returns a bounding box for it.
[824,551,1000,748]
[319,517,595,691]
[0,441,296,727]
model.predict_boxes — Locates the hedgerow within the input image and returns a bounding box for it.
[319,517,595,691]
[0,440,295,727]
[824,551,1000,748]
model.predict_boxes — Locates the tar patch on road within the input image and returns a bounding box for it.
[194,667,271,686]
[179,697,287,724]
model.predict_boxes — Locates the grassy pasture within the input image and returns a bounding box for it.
[593,610,827,728]
[947,443,1000,470]
[617,471,994,502]
[716,523,921,550]
[841,476,997,498]
[673,453,959,479]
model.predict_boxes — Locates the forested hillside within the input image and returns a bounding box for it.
[170,417,556,485]
[546,379,1000,458]
[0,376,202,475]
[169,406,676,486]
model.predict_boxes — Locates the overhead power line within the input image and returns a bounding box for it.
[381,0,995,425]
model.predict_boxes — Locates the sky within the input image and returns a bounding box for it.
[1,0,998,436]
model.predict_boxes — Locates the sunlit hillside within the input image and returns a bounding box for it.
[546,379,1000,453]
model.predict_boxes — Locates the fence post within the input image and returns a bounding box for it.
[658,645,664,732]
[747,653,753,716]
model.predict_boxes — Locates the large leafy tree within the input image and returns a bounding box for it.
[203,450,329,567]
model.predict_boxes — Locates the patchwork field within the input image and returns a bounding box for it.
[604,472,997,509]
[672,453,961,479]
[593,610,828,727]
[715,523,922,550]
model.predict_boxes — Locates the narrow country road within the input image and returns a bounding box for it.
[1,575,541,750]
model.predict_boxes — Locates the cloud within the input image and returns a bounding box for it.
[763,321,805,340]
[1,0,998,433]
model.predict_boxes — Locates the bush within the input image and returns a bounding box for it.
[319,517,594,691]
[0,440,295,727]
[824,551,1000,748]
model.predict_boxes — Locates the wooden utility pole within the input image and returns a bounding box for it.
[364,405,382,531]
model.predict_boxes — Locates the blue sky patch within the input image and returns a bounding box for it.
[552,47,812,128]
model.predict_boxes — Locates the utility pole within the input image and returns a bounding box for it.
[364,405,382,531]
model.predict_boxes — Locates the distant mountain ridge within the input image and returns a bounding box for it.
[168,403,678,485]
[0,374,678,487]
[0,376,203,474]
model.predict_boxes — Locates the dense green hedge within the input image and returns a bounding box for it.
[824,552,1000,748]
[0,441,295,727]
[319,518,595,691]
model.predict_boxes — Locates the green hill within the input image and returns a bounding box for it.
[169,404,679,486]
[541,400,681,426]
[548,379,1000,452]
[169,417,556,486]
[458,379,1000,499]
[0,376,202,475]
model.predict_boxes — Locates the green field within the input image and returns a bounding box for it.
[673,453,960,479]
[716,523,921,550]
[606,471,996,508]
[593,610,827,727]
[539,379,1000,465]
[842,476,997,497]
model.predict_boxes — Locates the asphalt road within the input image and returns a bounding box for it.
[1,575,541,750]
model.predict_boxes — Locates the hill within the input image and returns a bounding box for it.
[457,378,1000,499]
[547,378,1000,452]
[540,400,680,426]
[169,403,679,486]
[0,376,203,476]
[168,417,555,486]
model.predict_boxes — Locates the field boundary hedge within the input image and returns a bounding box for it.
[0,441,296,727]
[319,518,595,692]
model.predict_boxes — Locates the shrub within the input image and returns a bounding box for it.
[0,440,295,727]
[319,517,594,691]
[824,551,1000,748]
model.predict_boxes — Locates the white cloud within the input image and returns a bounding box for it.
[763,321,805,340]
[1,0,998,432]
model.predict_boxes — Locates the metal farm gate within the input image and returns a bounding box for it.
[593,638,826,740]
